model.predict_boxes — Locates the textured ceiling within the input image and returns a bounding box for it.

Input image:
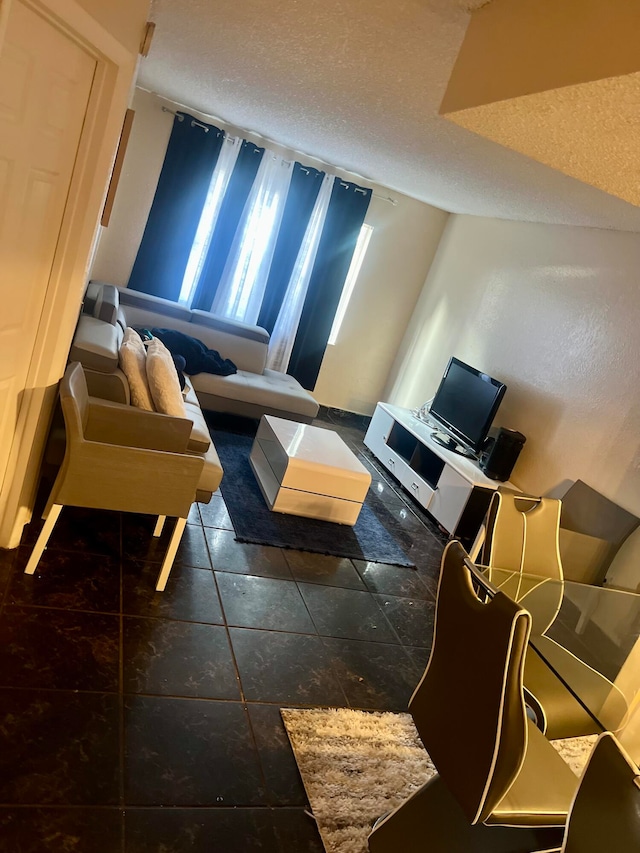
[136,0,640,231]
[445,72,640,208]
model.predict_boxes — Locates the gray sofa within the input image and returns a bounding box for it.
[73,281,320,423]
[59,281,320,504]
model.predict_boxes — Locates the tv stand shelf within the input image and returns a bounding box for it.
[364,403,517,545]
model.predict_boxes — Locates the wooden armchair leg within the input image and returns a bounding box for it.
[155,517,187,592]
[24,504,63,575]
[153,516,166,537]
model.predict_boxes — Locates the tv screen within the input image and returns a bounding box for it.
[429,357,506,456]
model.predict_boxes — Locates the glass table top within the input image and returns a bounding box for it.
[478,567,640,733]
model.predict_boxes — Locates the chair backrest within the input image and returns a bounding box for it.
[482,492,564,634]
[409,540,531,825]
[60,361,90,443]
[482,491,563,581]
[557,480,640,586]
[562,732,640,852]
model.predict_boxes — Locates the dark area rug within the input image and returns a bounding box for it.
[211,428,415,568]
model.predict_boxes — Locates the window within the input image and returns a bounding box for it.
[178,137,242,305]
[327,224,373,345]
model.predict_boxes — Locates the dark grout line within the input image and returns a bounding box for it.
[1,602,122,617]
[118,514,126,818]
[0,419,445,835]
[0,803,124,810]
[207,544,248,705]
[0,684,120,696]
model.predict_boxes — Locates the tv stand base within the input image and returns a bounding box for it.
[364,403,517,545]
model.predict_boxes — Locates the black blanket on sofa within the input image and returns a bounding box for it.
[136,327,238,377]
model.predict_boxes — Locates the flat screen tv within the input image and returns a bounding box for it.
[428,357,506,457]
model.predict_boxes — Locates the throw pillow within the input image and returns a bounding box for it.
[118,327,155,411]
[146,337,188,418]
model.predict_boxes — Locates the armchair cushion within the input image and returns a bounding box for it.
[183,401,211,453]
[195,440,223,495]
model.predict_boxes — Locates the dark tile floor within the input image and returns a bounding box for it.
[0,408,447,852]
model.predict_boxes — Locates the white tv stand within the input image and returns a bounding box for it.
[364,403,517,544]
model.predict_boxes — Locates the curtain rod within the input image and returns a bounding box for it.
[160,105,398,206]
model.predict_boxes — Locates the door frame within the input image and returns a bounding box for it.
[0,0,141,546]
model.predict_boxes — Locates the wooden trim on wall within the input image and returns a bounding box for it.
[101,107,135,226]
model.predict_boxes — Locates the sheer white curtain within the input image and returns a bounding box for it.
[210,151,294,324]
[266,173,334,373]
[178,136,242,306]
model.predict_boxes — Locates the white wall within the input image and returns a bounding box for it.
[389,214,640,587]
[91,88,448,415]
[313,194,448,413]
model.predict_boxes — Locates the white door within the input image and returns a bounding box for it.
[0,0,96,496]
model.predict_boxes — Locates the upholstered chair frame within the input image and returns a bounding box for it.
[25,362,205,591]
[477,492,618,740]
[368,541,578,853]
[562,732,640,852]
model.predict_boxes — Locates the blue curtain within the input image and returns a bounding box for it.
[128,113,224,302]
[257,163,325,333]
[190,141,264,311]
[287,179,372,390]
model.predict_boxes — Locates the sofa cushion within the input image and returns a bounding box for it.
[144,327,237,376]
[146,338,187,418]
[118,328,155,411]
[82,282,100,315]
[83,281,119,325]
[188,309,270,345]
[182,377,200,407]
[191,368,320,419]
[184,401,211,453]
[70,315,122,373]
[92,283,119,325]
[190,309,269,374]
[117,287,193,323]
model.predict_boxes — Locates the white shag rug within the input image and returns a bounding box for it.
[280,707,598,853]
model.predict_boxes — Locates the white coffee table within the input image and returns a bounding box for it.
[249,415,372,526]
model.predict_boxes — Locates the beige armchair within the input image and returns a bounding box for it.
[25,362,207,591]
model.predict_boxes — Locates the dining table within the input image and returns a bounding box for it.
[474,564,640,735]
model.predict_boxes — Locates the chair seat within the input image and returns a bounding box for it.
[488,720,577,827]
